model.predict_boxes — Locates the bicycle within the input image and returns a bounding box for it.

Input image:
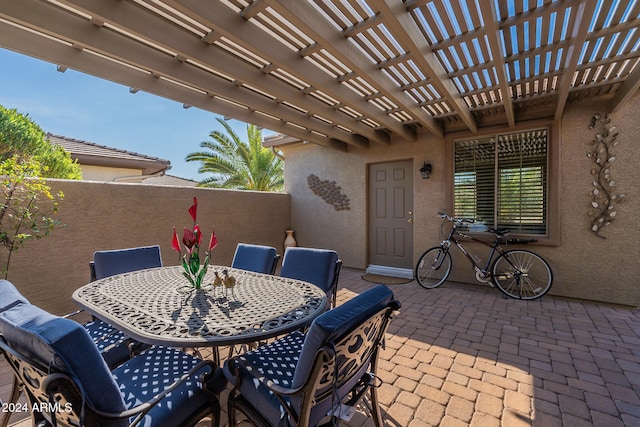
[415,213,553,300]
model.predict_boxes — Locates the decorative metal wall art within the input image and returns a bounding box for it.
[307,174,350,210]
[587,114,625,239]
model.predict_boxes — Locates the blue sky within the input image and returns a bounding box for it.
[0,48,259,181]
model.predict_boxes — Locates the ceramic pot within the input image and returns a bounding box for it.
[284,229,297,251]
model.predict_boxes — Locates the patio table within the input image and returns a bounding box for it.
[72,265,327,348]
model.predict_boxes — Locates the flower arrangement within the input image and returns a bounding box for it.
[171,197,217,289]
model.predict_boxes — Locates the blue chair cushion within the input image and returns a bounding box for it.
[223,331,305,426]
[224,285,396,426]
[0,280,132,369]
[114,346,227,426]
[93,245,162,279]
[292,285,394,389]
[280,248,338,293]
[83,319,132,368]
[232,244,277,274]
[0,280,29,311]
[0,302,127,415]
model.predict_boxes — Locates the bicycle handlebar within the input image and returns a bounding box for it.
[437,212,537,244]
[437,212,475,224]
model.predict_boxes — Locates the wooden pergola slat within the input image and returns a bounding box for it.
[0,0,638,148]
[0,19,348,151]
[269,0,437,138]
[1,0,369,150]
[164,0,415,141]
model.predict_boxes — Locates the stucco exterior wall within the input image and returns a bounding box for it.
[555,98,640,306]
[5,181,290,314]
[283,134,445,270]
[80,165,144,182]
[282,96,640,307]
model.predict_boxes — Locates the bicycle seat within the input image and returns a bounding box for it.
[489,228,510,236]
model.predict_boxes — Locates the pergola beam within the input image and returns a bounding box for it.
[57,0,387,146]
[609,58,640,113]
[373,0,478,133]
[0,0,636,144]
[165,0,413,142]
[0,0,361,149]
[481,1,515,128]
[0,16,346,151]
[268,0,442,138]
[553,0,597,121]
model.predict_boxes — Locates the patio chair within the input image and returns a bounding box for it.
[224,284,400,427]
[280,247,342,308]
[231,243,280,275]
[0,300,227,427]
[0,279,30,427]
[0,279,129,370]
[0,278,152,427]
[83,245,163,367]
[0,279,28,311]
[92,244,163,280]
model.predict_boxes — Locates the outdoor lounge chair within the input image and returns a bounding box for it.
[224,284,400,427]
[280,247,342,308]
[231,243,280,275]
[0,299,227,427]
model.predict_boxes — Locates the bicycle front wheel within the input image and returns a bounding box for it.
[491,250,553,300]
[415,247,452,289]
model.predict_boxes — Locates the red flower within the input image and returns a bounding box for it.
[193,224,203,246]
[171,197,217,289]
[171,227,181,253]
[182,227,197,253]
[188,197,198,223]
[208,229,218,252]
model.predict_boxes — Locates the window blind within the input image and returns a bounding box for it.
[454,129,548,234]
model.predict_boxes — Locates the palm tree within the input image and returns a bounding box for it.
[186,119,284,191]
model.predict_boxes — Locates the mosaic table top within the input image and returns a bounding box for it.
[73,265,327,347]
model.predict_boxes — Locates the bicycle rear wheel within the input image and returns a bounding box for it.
[415,247,452,289]
[491,250,553,300]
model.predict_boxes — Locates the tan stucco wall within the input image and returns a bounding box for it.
[5,181,290,314]
[554,98,640,306]
[283,136,445,270]
[80,165,144,182]
[282,96,640,307]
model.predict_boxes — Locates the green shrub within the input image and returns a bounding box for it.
[0,105,81,179]
[0,105,74,277]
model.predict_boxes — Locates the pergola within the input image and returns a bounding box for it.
[0,0,638,151]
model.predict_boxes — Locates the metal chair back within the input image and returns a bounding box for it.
[231,243,280,275]
[226,285,400,427]
[280,247,342,307]
[92,245,162,280]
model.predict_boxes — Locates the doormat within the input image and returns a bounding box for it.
[362,274,413,285]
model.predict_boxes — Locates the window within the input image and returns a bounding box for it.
[454,128,548,235]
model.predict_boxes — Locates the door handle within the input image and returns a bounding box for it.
[408,218,413,224]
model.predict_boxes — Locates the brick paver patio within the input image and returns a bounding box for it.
[2,267,640,426]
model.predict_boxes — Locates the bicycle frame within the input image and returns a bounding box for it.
[438,223,505,277]
[417,213,553,299]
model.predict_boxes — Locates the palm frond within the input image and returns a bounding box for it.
[186,119,284,191]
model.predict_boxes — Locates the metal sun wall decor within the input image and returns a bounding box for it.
[587,113,625,239]
[307,174,350,211]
